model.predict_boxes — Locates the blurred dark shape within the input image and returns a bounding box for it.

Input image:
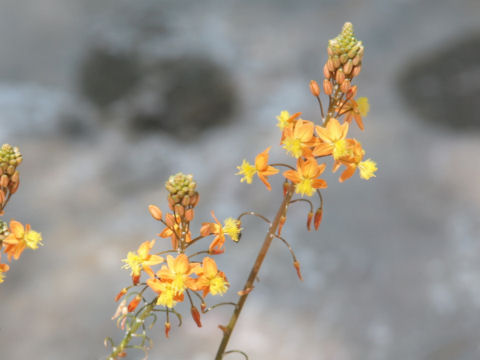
[398,33,480,131]
[78,47,141,108]
[58,113,94,139]
[130,56,236,139]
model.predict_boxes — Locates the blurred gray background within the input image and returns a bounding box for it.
[0,0,479,359]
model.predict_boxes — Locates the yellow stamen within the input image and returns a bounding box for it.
[276,110,291,130]
[223,218,242,242]
[236,160,257,184]
[358,159,377,180]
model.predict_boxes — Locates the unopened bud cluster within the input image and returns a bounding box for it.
[0,220,9,241]
[0,144,22,208]
[323,22,364,95]
[165,172,199,207]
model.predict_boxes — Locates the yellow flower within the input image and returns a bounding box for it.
[223,218,242,242]
[236,147,279,190]
[195,257,229,297]
[236,160,256,184]
[3,220,43,261]
[357,97,370,117]
[358,159,377,180]
[283,158,328,197]
[276,110,292,130]
[121,239,164,284]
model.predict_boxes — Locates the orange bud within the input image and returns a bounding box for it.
[0,175,8,187]
[306,211,313,231]
[326,58,335,72]
[167,196,175,210]
[127,295,141,312]
[148,205,163,221]
[10,171,19,184]
[9,181,19,194]
[201,302,207,313]
[343,60,353,75]
[190,193,199,207]
[340,79,351,93]
[323,63,331,79]
[132,273,140,286]
[314,207,323,230]
[118,351,127,358]
[0,189,5,204]
[352,65,362,77]
[293,261,303,281]
[115,288,128,302]
[332,55,340,68]
[283,181,289,196]
[309,80,320,97]
[185,209,194,222]
[174,204,185,216]
[165,322,171,338]
[191,306,202,327]
[335,69,345,84]
[323,79,333,95]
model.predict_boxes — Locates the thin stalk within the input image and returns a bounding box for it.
[214,183,295,360]
[108,300,155,360]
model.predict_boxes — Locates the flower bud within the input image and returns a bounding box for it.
[191,306,202,327]
[335,69,345,84]
[323,63,331,79]
[306,211,313,231]
[309,80,320,97]
[127,295,141,312]
[343,60,353,75]
[327,58,335,72]
[314,207,323,230]
[332,55,341,69]
[352,65,362,78]
[340,79,351,93]
[323,79,333,95]
[293,261,303,281]
[165,322,171,338]
[148,205,163,221]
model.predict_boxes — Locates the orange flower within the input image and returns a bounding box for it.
[281,120,316,158]
[194,257,229,297]
[332,139,377,182]
[236,147,279,191]
[313,118,349,158]
[338,97,369,130]
[122,239,164,285]
[283,158,327,196]
[147,254,199,308]
[158,213,191,249]
[3,220,43,261]
[201,212,242,254]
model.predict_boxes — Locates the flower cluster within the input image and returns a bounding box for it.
[236,22,377,230]
[0,144,42,283]
[107,173,241,359]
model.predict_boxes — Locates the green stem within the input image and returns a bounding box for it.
[108,301,155,360]
[214,184,295,360]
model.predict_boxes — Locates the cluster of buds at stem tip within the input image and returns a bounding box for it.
[323,22,364,95]
[165,173,199,209]
[0,144,22,211]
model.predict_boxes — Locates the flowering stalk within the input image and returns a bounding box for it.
[214,183,294,360]
[0,144,42,284]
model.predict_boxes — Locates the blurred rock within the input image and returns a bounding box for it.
[398,33,480,131]
[129,56,236,139]
[78,46,141,109]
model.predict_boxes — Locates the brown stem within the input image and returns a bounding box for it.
[214,183,295,360]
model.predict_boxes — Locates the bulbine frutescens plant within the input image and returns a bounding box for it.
[105,22,376,359]
[0,144,43,284]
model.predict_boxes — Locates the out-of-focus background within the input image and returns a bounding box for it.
[1,0,479,359]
